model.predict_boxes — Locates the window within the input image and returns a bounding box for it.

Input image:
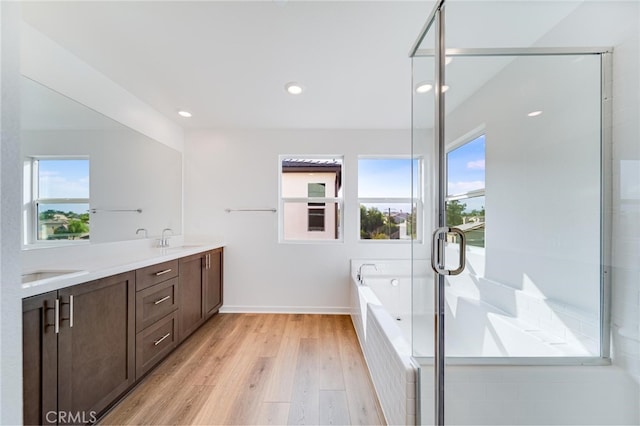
[29,158,90,242]
[307,183,326,231]
[446,134,485,247]
[280,157,342,241]
[358,157,422,241]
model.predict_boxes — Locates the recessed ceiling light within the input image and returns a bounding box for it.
[415,82,433,93]
[442,85,450,93]
[527,110,543,117]
[285,82,304,95]
[177,110,192,118]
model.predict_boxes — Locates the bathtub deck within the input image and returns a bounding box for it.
[100,313,386,425]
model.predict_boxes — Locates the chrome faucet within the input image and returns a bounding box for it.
[357,263,378,283]
[160,228,173,247]
[136,228,148,238]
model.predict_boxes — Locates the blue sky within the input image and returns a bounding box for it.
[358,136,486,215]
[447,134,485,196]
[38,159,90,214]
[358,158,418,214]
[358,158,418,199]
[447,135,485,212]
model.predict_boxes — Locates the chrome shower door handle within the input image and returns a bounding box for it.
[431,227,466,276]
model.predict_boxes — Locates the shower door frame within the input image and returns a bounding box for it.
[409,2,613,425]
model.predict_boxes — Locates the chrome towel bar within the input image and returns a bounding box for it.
[90,208,142,214]
[224,208,276,213]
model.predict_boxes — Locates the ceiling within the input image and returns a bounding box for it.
[22,1,585,130]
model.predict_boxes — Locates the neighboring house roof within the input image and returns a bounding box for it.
[282,158,342,170]
[282,159,342,189]
[453,222,485,232]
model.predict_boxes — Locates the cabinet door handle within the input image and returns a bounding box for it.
[206,254,210,269]
[60,295,74,328]
[69,295,74,328]
[153,332,171,346]
[154,295,171,305]
[155,269,173,276]
[51,298,60,334]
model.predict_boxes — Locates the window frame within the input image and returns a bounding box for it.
[25,156,91,245]
[357,155,424,243]
[278,155,344,243]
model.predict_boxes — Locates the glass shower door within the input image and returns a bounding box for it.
[411,2,611,425]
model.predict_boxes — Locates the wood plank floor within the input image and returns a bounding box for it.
[101,314,386,425]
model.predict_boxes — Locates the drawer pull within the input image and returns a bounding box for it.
[154,295,171,305]
[154,332,171,346]
[155,269,173,276]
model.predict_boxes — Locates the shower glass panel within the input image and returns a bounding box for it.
[411,53,436,360]
[411,2,611,425]
[442,53,603,359]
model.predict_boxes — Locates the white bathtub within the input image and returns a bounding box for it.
[350,259,598,425]
[353,259,593,359]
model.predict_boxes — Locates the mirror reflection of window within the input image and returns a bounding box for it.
[32,158,90,241]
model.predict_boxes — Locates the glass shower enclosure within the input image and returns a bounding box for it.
[410,1,615,424]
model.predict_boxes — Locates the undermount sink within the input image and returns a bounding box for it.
[162,244,204,251]
[22,270,85,284]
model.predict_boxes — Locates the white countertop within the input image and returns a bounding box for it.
[21,240,225,298]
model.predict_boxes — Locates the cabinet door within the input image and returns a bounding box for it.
[23,292,58,426]
[178,253,205,341]
[204,249,223,318]
[57,272,135,422]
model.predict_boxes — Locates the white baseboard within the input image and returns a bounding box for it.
[219,305,351,315]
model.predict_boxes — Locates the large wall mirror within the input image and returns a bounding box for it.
[20,76,182,247]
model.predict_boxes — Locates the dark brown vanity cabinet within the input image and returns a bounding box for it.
[178,253,206,341]
[23,248,223,424]
[23,272,135,425]
[134,260,179,378]
[204,248,223,319]
[23,292,58,426]
[179,249,224,342]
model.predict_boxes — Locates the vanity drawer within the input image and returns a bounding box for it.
[135,311,178,379]
[136,260,179,291]
[136,278,179,332]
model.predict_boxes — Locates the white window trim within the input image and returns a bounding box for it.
[357,155,424,243]
[278,155,344,244]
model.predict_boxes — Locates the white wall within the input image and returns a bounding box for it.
[184,129,430,312]
[0,3,23,423]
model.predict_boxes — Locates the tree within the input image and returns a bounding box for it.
[360,205,385,239]
[446,200,466,226]
[67,219,89,236]
[360,205,401,239]
[405,207,417,239]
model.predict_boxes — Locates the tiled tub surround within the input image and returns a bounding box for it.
[21,237,225,298]
[350,260,418,426]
